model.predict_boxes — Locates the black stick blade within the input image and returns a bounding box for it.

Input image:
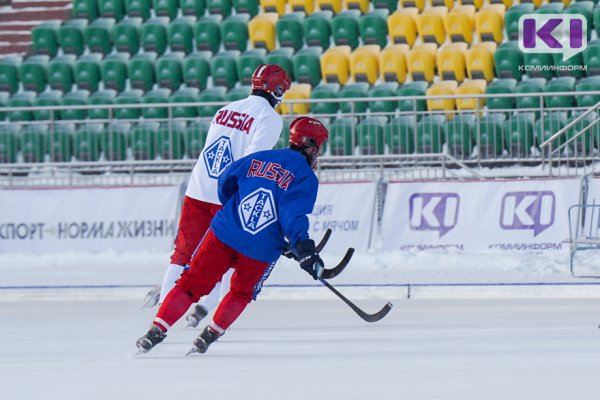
[359,302,393,323]
[321,248,354,279]
[315,228,332,253]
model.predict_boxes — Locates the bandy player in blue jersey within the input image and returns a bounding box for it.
[136,117,329,354]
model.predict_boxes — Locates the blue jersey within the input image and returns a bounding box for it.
[210,148,318,262]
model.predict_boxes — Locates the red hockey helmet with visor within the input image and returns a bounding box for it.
[251,64,291,104]
[288,117,329,169]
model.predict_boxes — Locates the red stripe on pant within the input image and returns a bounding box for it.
[156,229,270,332]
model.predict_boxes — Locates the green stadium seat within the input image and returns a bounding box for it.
[276,12,304,52]
[183,52,211,90]
[310,83,340,115]
[48,122,75,162]
[494,41,523,80]
[207,0,233,17]
[221,14,251,51]
[186,120,211,158]
[292,47,322,87]
[170,87,200,119]
[125,0,151,20]
[359,9,389,48]
[142,88,171,119]
[594,6,600,37]
[73,0,99,20]
[34,90,62,121]
[85,18,115,55]
[141,17,169,55]
[356,116,386,155]
[99,0,126,20]
[154,0,179,20]
[0,91,8,121]
[0,56,21,94]
[416,115,446,154]
[485,78,517,113]
[181,0,206,17]
[88,89,117,120]
[225,86,250,102]
[58,19,88,56]
[564,111,600,154]
[535,111,567,149]
[75,54,102,92]
[74,123,103,161]
[8,92,36,122]
[194,15,223,54]
[477,113,505,158]
[101,53,129,92]
[275,116,293,149]
[373,0,397,11]
[544,77,576,109]
[157,121,186,159]
[445,114,475,159]
[210,51,240,90]
[523,52,554,79]
[338,82,368,114]
[19,55,49,93]
[535,3,564,14]
[583,40,600,76]
[130,121,159,160]
[345,0,368,13]
[21,124,48,163]
[303,11,332,49]
[504,3,534,41]
[197,86,227,117]
[128,53,157,92]
[48,55,75,93]
[368,82,398,113]
[575,76,600,107]
[328,118,355,155]
[237,49,266,85]
[397,81,428,114]
[102,122,130,160]
[265,47,295,81]
[0,124,20,163]
[155,53,184,91]
[385,115,416,154]
[331,10,360,50]
[515,78,546,113]
[504,113,535,157]
[112,17,142,54]
[168,17,195,54]
[233,0,259,17]
[61,90,90,121]
[115,89,144,120]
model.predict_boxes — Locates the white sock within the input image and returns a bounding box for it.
[159,264,185,304]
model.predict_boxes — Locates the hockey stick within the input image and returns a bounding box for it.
[315,228,332,253]
[320,248,354,279]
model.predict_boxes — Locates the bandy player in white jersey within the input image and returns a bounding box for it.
[143,64,291,327]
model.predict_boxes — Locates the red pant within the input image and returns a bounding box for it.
[170,196,222,266]
[156,229,270,331]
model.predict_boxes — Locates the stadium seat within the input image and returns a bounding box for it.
[225,85,251,102]
[279,83,311,115]
[141,18,169,56]
[583,40,600,76]
[211,51,240,89]
[485,78,517,113]
[338,82,369,114]
[494,41,523,80]
[128,53,157,92]
[197,86,227,117]
[564,111,600,154]
[181,0,206,17]
[431,0,454,8]
[359,9,389,48]
[74,123,103,161]
[407,43,437,82]
[344,0,369,13]
[575,76,600,107]
[19,55,49,93]
[417,6,447,46]
[115,89,144,120]
[234,0,259,16]
[535,3,564,14]
[34,90,62,121]
[101,53,129,93]
[328,118,355,155]
[0,91,8,121]
[237,49,267,85]
[289,0,315,13]
[522,52,554,79]
[477,113,505,158]
[504,112,536,157]
[130,121,159,160]
[31,21,60,57]
[125,0,151,20]
[331,10,361,50]
[535,112,567,149]
[48,122,75,162]
[474,4,505,44]
[154,0,179,20]
[426,81,458,118]
[456,79,487,111]
[356,116,386,155]
[112,17,142,55]
[317,0,342,13]
[183,52,211,90]
[400,0,425,11]
[543,77,576,109]
[58,19,88,56]
[293,47,323,87]
[186,120,211,158]
[504,3,534,41]
[460,0,484,9]
[466,42,496,82]
[349,45,380,85]
[398,81,428,113]
[595,6,600,37]
[156,121,186,159]
[445,5,475,43]
[170,87,200,118]
[100,0,126,20]
[385,115,416,154]
[387,8,419,46]
[155,53,184,91]
[445,114,475,158]
[0,56,21,94]
[303,11,332,49]
[73,0,99,20]
[374,0,397,11]
[437,42,468,82]
[0,124,20,163]
[221,14,250,52]
[261,0,286,15]
[368,82,399,113]
[74,54,102,93]
[194,15,222,54]
[21,124,48,163]
[416,115,446,153]
[61,90,90,121]
[102,122,130,160]
[168,17,195,54]
[8,92,36,122]
[249,13,279,51]
[276,12,304,52]
[515,78,545,112]
[85,18,115,55]
[321,45,351,85]
[87,89,117,120]
[310,83,340,115]
[48,55,75,93]
[265,48,295,81]
[207,0,233,17]
[379,44,408,84]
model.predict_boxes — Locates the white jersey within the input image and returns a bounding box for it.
[185,94,283,204]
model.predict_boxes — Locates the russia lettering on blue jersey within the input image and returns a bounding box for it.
[213,109,255,134]
[247,159,295,190]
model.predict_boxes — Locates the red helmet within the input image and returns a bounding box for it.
[289,117,329,149]
[251,64,291,99]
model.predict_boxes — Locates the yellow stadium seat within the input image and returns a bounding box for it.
[387,8,419,46]
[407,43,437,82]
[379,44,409,83]
[430,0,454,9]
[445,5,476,43]
[417,6,448,45]
[493,0,514,8]
[459,0,485,10]
[437,42,468,82]
[456,79,487,111]
[261,0,286,16]
[475,4,505,44]
[350,45,380,84]
[400,0,425,12]
[344,0,369,13]
[426,80,458,118]
[320,45,351,85]
[289,0,315,13]
[318,0,343,13]
[249,13,279,51]
[279,83,312,115]
[466,42,497,82]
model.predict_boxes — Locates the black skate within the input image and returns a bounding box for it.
[185,304,209,328]
[186,325,222,355]
[136,324,166,354]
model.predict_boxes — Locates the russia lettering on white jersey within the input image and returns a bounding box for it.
[185,95,283,205]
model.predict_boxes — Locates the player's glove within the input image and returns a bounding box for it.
[295,239,324,280]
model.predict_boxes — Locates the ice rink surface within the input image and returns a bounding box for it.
[3,295,600,400]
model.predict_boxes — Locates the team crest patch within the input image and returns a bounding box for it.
[203,136,234,179]
[238,188,278,235]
